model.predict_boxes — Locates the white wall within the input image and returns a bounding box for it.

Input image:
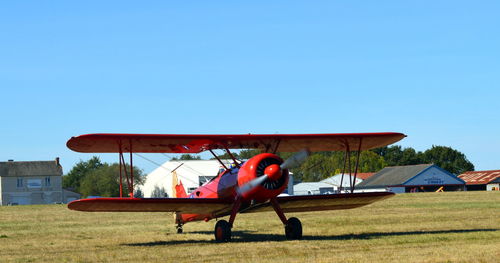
[404,166,464,186]
[487,184,499,191]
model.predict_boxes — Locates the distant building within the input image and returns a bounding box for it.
[293,173,375,195]
[0,158,78,205]
[293,182,335,195]
[356,164,466,193]
[458,170,500,191]
[142,159,295,197]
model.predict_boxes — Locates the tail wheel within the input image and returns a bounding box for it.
[214,220,231,242]
[176,223,183,234]
[285,217,302,240]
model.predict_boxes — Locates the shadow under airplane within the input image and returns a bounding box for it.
[123,228,498,246]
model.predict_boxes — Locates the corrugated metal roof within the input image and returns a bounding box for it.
[356,164,433,188]
[0,160,62,177]
[458,170,500,185]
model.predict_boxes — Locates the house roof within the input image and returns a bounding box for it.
[354,172,375,180]
[458,170,500,185]
[356,164,434,188]
[0,160,62,177]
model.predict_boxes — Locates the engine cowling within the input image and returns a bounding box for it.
[237,153,289,203]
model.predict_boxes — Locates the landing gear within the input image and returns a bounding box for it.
[176,223,183,234]
[270,198,303,240]
[214,220,231,242]
[285,217,302,240]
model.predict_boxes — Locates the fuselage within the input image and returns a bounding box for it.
[178,153,289,224]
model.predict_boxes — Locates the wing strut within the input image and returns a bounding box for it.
[351,138,363,193]
[118,141,135,198]
[222,145,240,168]
[338,137,364,194]
[209,149,228,170]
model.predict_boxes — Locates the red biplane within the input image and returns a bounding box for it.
[67,132,405,241]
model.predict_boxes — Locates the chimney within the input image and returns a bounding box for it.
[55,157,60,166]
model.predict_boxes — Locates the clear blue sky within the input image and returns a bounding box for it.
[1,1,499,174]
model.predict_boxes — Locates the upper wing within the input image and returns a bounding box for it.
[67,132,406,153]
[68,197,232,214]
[240,192,394,214]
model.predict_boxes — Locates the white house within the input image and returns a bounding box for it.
[0,158,78,205]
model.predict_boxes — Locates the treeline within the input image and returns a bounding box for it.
[63,156,144,198]
[207,145,473,182]
[287,145,474,182]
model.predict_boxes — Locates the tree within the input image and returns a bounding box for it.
[358,151,387,172]
[290,151,386,182]
[372,146,423,166]
[79,163,144,198]
[134,187,144,198]
[238,149,261,159]
[171,154,201,160]
[63,156,103,191]
[421,145,474,175]
[151,185,168,198]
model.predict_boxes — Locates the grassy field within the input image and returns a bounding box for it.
[1,191,499,263]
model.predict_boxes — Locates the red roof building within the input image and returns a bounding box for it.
[458,170,500,191]
[354,173,376,180]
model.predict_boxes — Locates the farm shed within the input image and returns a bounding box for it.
[458,170,500,191]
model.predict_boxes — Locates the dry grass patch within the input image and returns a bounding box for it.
[1,191,499,262]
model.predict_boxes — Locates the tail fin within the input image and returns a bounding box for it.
[175,180,188,198]
[171,171,188,198]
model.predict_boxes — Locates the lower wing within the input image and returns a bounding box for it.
[68,192,393,215]
[68,197,232,214]
[241,192,394,213]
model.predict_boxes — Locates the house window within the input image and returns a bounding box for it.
[45,177,51,186]
[17,178,23,188]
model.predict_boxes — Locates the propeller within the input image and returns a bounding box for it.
[280,149,310,170]
[237,149,310,196]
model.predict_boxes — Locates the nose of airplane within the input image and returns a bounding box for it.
[264,164,282,181]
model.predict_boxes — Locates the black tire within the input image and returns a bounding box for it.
[214,220,231,242]
[285,217,302,240]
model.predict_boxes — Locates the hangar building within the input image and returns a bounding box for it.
[142,159,294,197]
[0,158,79,205]
[356,164,466,193]
[458,170,500,191]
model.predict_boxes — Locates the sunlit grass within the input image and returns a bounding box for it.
[1,191,499,262]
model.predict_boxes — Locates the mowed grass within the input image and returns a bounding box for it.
[1,192,499,263]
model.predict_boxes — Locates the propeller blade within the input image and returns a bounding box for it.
[237,175,268,195]
[280,149,310,170]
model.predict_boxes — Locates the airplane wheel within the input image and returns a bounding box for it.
[285,217,302,240]
[214,220,231,242]
[176,224,183,234]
